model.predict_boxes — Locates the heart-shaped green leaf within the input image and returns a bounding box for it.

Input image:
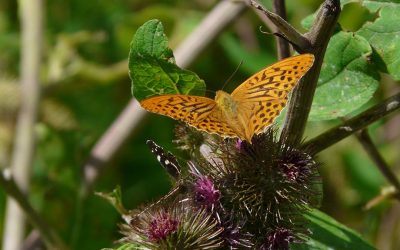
[310,31,379,121]
[129,19,205,101]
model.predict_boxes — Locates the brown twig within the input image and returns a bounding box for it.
[249,0,311,50]
[356,129,400,198]
[280,0,341,147]
[302,92,400,155]
[272,0,290,59]
[2,0,43,249]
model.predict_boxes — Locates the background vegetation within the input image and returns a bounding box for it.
[0,0,399,249]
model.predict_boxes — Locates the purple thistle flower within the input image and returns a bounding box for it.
[123,203,223,249]
[147,211,178,242]
[262,228,294,250]
[194,176,220,209]
[235,138,244,151]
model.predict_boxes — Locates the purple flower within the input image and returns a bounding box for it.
[147,211,178,242]
[235,138,244,151]
[194,176,220,209]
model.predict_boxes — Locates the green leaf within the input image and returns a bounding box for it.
[129,19,205,101]
[129,19,173,60]
[309,31,379,121]
[301,12,316,30]
[292,209,376,250]
[357,2,400,80]
[95,186,127,215]
[302,0,400,80]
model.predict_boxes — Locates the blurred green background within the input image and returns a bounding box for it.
[0,0,399,249]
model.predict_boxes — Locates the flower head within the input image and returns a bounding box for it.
[121,202,223,249]
[147,211,178,242]
[193,128,320,246]
[194,176,220,209]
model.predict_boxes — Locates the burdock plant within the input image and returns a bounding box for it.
[103,0,397,249]
[119,3,326,248]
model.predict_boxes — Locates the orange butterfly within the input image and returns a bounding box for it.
[140,54,314,142]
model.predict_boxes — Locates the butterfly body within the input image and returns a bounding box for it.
[140,54,315,143]
[214,90,249,140]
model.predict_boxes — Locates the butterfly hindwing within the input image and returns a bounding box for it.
[245,99,287,136]
[194,108,238,138]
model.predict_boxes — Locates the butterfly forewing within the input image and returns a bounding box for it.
[233,54,314,139]
[140,95,215,124]
[231,54,314,101]
[140,95,237,138]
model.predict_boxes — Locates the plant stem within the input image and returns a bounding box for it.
[80,0,247,196]
[0,170,68,249]
[272,0,290,59]
[280,0,340,147]
[2,0,43,249]
[302,92,400,155]
[249,0,341,147]
[356,130,400,197]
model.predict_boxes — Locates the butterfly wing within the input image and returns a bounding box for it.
[239,98,288,139]
[146,140,181,180]
[140,95,237,138]
[232,54,315,138]
[231,54,314,100]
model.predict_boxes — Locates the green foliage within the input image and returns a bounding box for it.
[129,19,205,101]
[356,3,400,79]
[310,31,379,120]
[344,150,386,202]
[304,0,400,120]
[96,186,127,215]
[292,209,376,250]
[219,33,276,75]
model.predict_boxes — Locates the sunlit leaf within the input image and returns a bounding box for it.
[357,1,400,80]
[129,19,205,101]
[309,31,379,120]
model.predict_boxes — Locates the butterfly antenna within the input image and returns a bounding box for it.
[204,89,216,96]
[221,60,243,91]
